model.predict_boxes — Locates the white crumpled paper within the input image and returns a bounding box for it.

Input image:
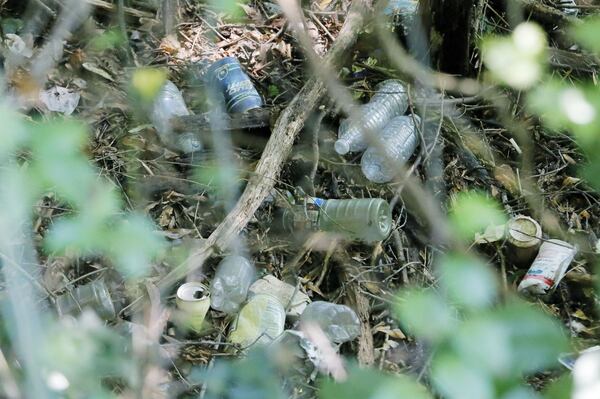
[39,86,80,115]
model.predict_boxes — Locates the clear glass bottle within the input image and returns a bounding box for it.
[299,301,360,343]
[335,80,408,155]
[150,80,203,153]
[210,255,256,314]
[361,115,421,183]
[229,293,286,348]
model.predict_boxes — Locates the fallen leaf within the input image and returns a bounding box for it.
[82,62,114,81]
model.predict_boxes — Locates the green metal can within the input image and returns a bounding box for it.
[318,198,393,242]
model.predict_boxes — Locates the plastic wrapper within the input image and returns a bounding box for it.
[518,239,577,298]
[229,294,285,348]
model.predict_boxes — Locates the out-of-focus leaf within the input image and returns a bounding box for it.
[482,22,546,89]
[88,29,125,52]
[497,299,569,374]
[543,374,573,399]
[450,191,506,241]
[395,289,457,343]
[0,106,28,159]
[570,17,600,54]
[131,67,167,101]
[438,254,498,310]
[431,352,494,399]
[107,214,165,279]
[320,366,432,399]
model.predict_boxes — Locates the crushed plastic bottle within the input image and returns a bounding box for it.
[249,275,310,317]
[54,279,116,320]
[150,80,203,153]
[175,282,211,332]
[229,293,286,348]
[360,115,420,183]
[335,79,409,155]
[284,198,393,242]
[299,301,360,343]
[518,239,577,298]
[210,255,256,314]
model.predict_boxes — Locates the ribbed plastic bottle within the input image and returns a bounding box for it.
[150,80,203,154]
[210,255,256,314]
[335,80,409,155]
[318,198,393,242]
[360,115,421,183]
[299,301,360,343]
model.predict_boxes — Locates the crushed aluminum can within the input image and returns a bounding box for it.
[517,239,577,298]
[205,57,263,113]
[175,282,211,333]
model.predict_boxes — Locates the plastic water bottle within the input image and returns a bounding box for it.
[283,198,393,242]
[360,115,420,183]
[299,301,360,343]
[54,279,116,320]
[150,80,203,153]
[335,80,409,155]
[229,293,286,348]
[210,255,256,314]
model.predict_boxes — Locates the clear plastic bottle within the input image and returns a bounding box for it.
[335,80,409,155]
[210,255,256,314]
[229,293,286,348]
[54,279,116,320]
[150,80,203,153]
[283,197,393,242]
[360,115,420,183]
[299,301,360,343]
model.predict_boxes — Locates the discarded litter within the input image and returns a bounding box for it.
[572,345,600,399]
[175,282,211,333]
[299,301,360,344]
[518,239,577,298]
[559,346,600,370]
[205,57,263,113]
[505,215,542,265]
[54,279,116,320]
[335,79,408,155]
[4,33,33,58]
[249,275,310,317]
[229,293,286,348]
[284,197,393,243]
[361,115,421,183]
[150,80,203,154]
[39,86,80,115]
[210,255,256,314]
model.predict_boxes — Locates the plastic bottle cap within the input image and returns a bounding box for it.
[334,139,350,155]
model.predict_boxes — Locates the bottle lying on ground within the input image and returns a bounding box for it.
[299,301,360,344]
[361,114,421,183]
[518,239,577,299]
[283,198,393,243]
[54,279,117,320]
[150,80,203,153]
[210,255,256,314]
[335,79,409,155]
[204,57,263,113]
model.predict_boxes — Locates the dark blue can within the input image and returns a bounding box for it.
[205,57,263,113]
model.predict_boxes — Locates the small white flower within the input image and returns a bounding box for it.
[560,88,596,125]
[513,23,547,55]
[47,371,69,391]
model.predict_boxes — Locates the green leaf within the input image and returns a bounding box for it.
[131,68,167,102]
[0,106,28,159]
[431,352,494,399]
[496,299,569,374]
[543,374,572,399]
[320,366,432,399]
[107,214,165,279]
[438,253,498,310]
[450,191,506,241]
[571,17,600,54]
[394,289,457,343]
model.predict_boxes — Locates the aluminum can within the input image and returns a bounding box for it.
[205,57,263,113]
[175,282,211,332]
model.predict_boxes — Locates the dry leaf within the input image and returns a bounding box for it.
[82,62,114,81]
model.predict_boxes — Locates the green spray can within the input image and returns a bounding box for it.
[284,198,393,242]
